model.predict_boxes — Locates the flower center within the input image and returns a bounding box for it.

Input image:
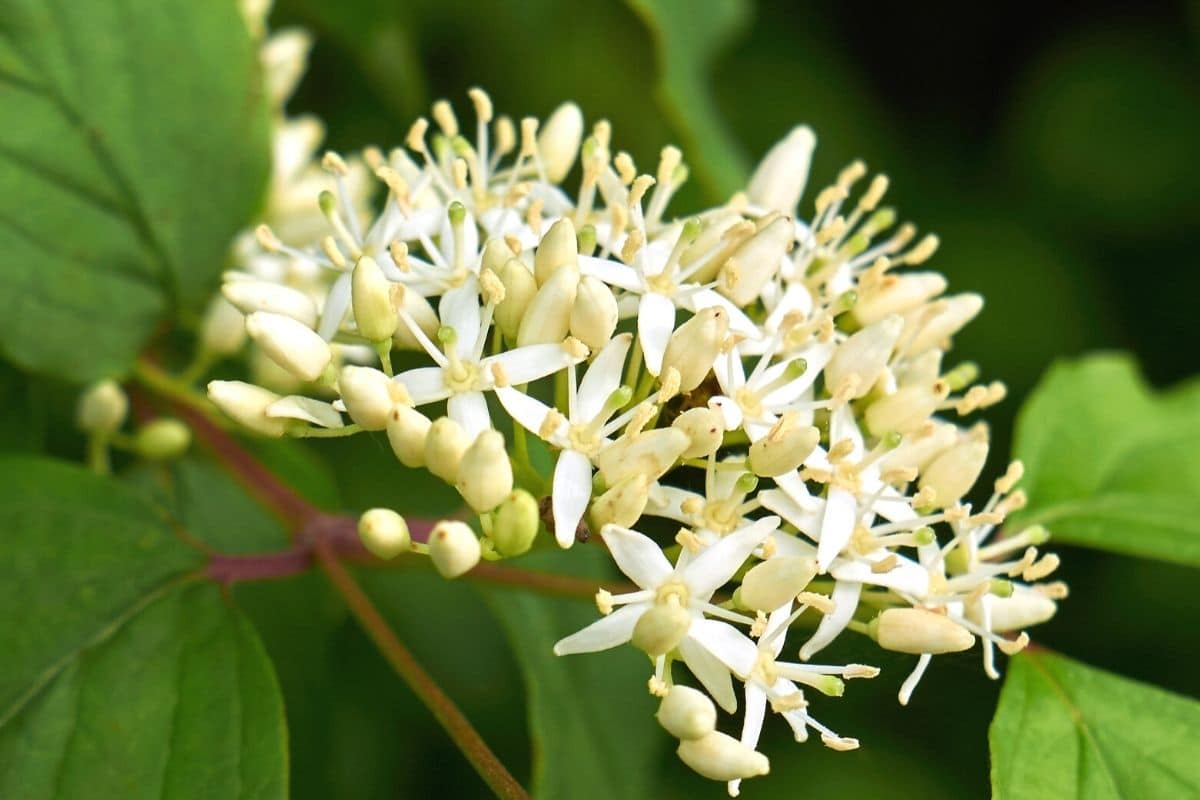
[443,361,481,392]
[655,580,690,608]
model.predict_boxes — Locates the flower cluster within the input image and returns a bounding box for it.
[203,88,1066,794]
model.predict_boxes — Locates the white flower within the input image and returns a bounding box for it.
[554,517,779,712]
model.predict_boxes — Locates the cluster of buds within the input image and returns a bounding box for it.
[76,380,192,468]
[202,89,1064,794]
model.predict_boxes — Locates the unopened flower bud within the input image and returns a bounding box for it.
[245,311,332,383]
[490,489,540,556]
[456,430,514,512]
[76,380,128,435]
[207,380,288,437]
[534,218,578,285]
[358,508,411,559]
[425,416,471,483]
[719,216,792,306]
[853,272,947,325]
[589,474,651,529]
[824,315,904,399]
[339,366,400,431]
[537,101,584,183]
[919,434,989,508]
[677,731,770,783]
[222,279,318,327]
[865,383,947,436]
[570,276,619,351]
[493,258,538,341]
[386,405,432,467]
[517,262,579,346]
[882,422,957,473]
[980,585,1058,632]
[661,307,728,391]
[869,608,975,654]
[199,296,248,356]
[747,415,819,477]
[746,125,816,214]
[133,418,191,460]
[902,293,983,355]
[739,556,819,612]
[656,686,717,741]
[352,256,398,342]
[673,407,725,458]
[428,520,481,578]
[595,428,690,485]
[631,603,692,657]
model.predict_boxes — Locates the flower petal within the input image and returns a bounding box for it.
[317,272,352,341]
[487,342,583,386]
[687,618,758,677]
[679,636,737,713]
[682,516,779,599]
[831,552,930,597]
[799,580,861,660]
[553,602,646,655]
[266,396,344,428]
[439,278,481,359]
[579,255,643,292]
[817,486,857,571]
[393,367,451,405]
[448,391,491,439]
[576,333,632,422]
[495,386,556,439]
[553,449,593,548]
[637,292,676,376]
[643,485,700,525]
[598,524,674,589]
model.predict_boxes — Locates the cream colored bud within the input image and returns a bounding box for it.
[77,380,128,435]
[595,428,690,485]
[537,101,584,183]
[491,489,540,556]
[902,293,984,355]
[739,556,819,612]
[517,262,579,346]
[534,218,578,285]
[245,312,332,383]
[661,307,729,391]
[870,608,975,654]
[718,216,792,306]
[425,416,471,483]
[631,603,692,657]
[338,366,395,431]
[919,435,989,508]
[456,430,513,512]
[391,285,441,351]
[865,383,946,436]
[677,732,770,783]
[493,258,539,341]
[853,272,947,325]
[358,508,411,559]
[428,520,481,578]
[207,380,287,437]
[222,279,318,327]
[825,315,904,399]
[133,418,191,460]
[589,474,651,529]
[656,686,717,741]
[746,125,816,214]
[569,276,619,351]
[352,256,398,342]
[199,296,248,356]
[672,407,725,458]
[980,586,1058,632]
[386,405,432,467]
[748,415,819,477]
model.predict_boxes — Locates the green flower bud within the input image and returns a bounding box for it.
[133,419,191,461]
[490,489,540,557]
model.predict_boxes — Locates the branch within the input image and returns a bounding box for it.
[316,540,531,800]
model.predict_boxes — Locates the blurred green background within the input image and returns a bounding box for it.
[15,0,1198,797]
[268,0,1200,797]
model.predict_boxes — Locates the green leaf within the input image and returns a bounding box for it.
[0,0,271,382]
[483,548,662,800]
[990,650,1200,798]
[626,0,750,200]
[0,457,287,798]
[1012,354,1200,566]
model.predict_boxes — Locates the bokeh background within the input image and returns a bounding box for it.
[44,1,1198,797]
